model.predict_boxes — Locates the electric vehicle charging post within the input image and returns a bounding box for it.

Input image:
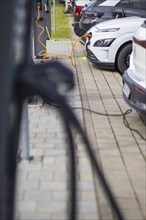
[45,0,51,39]
[0,1,33,219]
[34,0,47,58]
[53,0,56,33]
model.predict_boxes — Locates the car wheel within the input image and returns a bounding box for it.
[117,43,132,75]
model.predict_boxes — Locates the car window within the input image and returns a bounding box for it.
[99,0,121,6]
[129,0,141,9]
[94,0,106,6]
[139,0,146,10]
[83,0,98,9]
[116,0,130,8]
[87,0,100,7]
[85,0,96,7]
[117,0,141,9]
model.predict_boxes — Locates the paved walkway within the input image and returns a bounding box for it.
[15,15,146,220]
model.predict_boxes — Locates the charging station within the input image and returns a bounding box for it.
[45,0,51,39]
[34,0,51,58]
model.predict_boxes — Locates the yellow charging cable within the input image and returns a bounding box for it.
[53,32,91,67]
[70,33,91,66]
[36,5,55,59]
[36,6,91,65]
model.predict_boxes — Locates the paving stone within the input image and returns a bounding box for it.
[23,190,52,201]
[37,201,66,214]
[16,180,39,190]
[42,156,55,165]
[28,171,53,180]
[15,201,37,213]
[78,201,98,214]
[18,213,51,220]
[52,190,68,201]
[39,181,67,190]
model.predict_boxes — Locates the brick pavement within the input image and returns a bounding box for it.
[15,15,146,220]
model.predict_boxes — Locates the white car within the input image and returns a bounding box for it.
[122,20,146,124]
[85,16,146,75]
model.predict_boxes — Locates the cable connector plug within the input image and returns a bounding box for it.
[37,4,41,9]
[81,33,92,38]
[36,0,41,10]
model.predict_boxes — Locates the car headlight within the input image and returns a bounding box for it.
[95,28,120,32]
[93,38,115,47]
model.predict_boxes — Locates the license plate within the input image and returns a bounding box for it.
[123,83,130,98]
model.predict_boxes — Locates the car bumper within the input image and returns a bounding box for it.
[79,20,96,31]
[74,14,81,23]
[122,70,146,113]
[73,25,86,37]
[86,47,114,69]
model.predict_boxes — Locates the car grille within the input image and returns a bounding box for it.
[86,47,98,61]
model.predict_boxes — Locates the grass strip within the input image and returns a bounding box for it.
[51,1,72,39]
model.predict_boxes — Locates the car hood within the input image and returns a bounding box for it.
[89,17,146,34]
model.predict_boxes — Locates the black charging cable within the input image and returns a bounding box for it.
[17,64,77,220]
[72,107,146,141]
[18,69,125,220]
[55,96,125,220]
[123,116,146,141]
[42,102,146,141]
[61,112,77,220]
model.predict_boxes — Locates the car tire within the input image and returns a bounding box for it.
[117,43,132,75]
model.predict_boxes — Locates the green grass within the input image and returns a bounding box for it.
[51,1,72,38]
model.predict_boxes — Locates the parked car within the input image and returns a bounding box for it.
[79,0,146,31]
[73,0,105,26]
[85,16,146,74]
[59,0,65,5]
[73,0,93,25]
[64,0,74,13]
[73,0,106,36]
[122,20,146,124]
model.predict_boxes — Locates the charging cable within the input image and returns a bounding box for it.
[17,65,77,220]
[41,99,146,141]
[36,5,56,59]
[17,62,125,220]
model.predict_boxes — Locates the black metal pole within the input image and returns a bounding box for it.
[0,1,33,219]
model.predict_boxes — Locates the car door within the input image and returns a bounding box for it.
[116,0,146,17]
[139,0,146,11]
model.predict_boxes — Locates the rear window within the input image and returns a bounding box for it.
[84,0,106,7]
[99,0,121,6]
[95,0,107,6]
[85,0,97,7]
